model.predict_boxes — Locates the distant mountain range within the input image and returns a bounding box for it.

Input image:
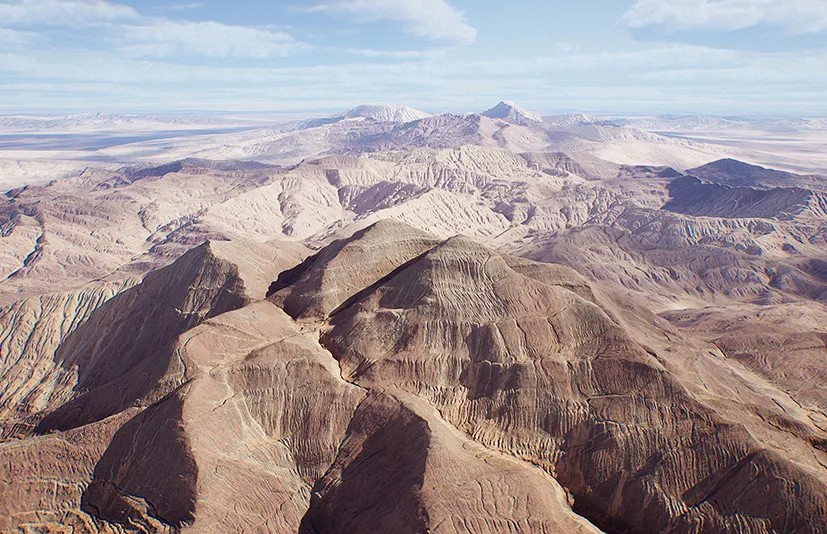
[4,104,823,136]
[482,100,544,125]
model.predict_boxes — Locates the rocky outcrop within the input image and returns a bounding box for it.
[2,148,827,533]
[0,238,307,439]
[77,301,365,532]
[662,302,827,430]
[33,242,249,433]
[0,411,133,532]
[0,278,140,431]
[0,239,311,532]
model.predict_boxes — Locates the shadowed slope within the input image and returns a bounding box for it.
[269,219,440,320]
[689,159,827,190]
[313,226,827,533]
[35,242,249,433]
[3,218,827,533]
[301,388,601,534]
[664,175,827,220]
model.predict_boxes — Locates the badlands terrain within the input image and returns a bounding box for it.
[1,102,827,533]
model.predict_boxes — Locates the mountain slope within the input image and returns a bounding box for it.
[689,158,827,190]
[664,175,827,220]
[281,105,431,132]
[483,101,543,125]
[337,104,431,123]
[2,220,827,533]
[0,238,307,436]
[2,124,827,533]
[316,227,827,533]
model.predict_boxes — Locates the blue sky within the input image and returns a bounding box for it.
[0,0,826,116]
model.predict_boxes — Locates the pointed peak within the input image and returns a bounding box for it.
[482,101,543,125]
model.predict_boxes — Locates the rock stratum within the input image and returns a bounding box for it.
[1,111,827,533]
[2,217,826,532]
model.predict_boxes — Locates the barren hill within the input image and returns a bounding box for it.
[689,158,827,190]
[1,128,826,533]
[664,175,827,220]
[3,221,827,532]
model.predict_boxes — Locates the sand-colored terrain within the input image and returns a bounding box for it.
[1,104,826,532]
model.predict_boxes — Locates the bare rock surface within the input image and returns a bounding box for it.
[0,411,134,532]
[269,219,441,320]
[0,235,313,532]
[689,158,827,190]
[78,301,365,533]
[0,223,602,533]
[316,224,827,533]
[1,132,827,533]
[301,388,600,534]
[664,175,827,220]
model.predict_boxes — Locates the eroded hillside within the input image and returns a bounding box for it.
[1,142,826,533]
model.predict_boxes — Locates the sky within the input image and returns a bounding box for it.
[1,0,826,116]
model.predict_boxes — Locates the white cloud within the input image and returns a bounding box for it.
[308,0,476,45]
[3,43,822,88]
[0,0,137,26]
[0,0,305,59]
[623,0,827,34]
[2,44,826,114]
[170,2,203,10]
[344,47,446,59]
[0,27,40,47]
[0,2,823,115]
[121,20,305,59]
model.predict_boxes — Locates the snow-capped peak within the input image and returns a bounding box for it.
[482,101,543,125]
[337,104,431,123]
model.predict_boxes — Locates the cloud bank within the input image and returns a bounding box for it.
[308,0,477,45]
[623,0,827,34]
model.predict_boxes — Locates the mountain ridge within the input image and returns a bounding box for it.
[482,100,544,125]
[1,101,827,533]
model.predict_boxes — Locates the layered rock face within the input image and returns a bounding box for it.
[0,238,313,531]
[664,175,827,220]
[314,228,827,533]
[1,222,610,533]
[301,388,599,534]
[1,147,827,532]
[0,237,305,436]
[268,219,441,319]
[3,220,827,532]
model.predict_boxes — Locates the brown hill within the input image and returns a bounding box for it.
[317,226,827,532]
[689,159,827,190]
[664,175,827,220]
[1,147,826,533]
